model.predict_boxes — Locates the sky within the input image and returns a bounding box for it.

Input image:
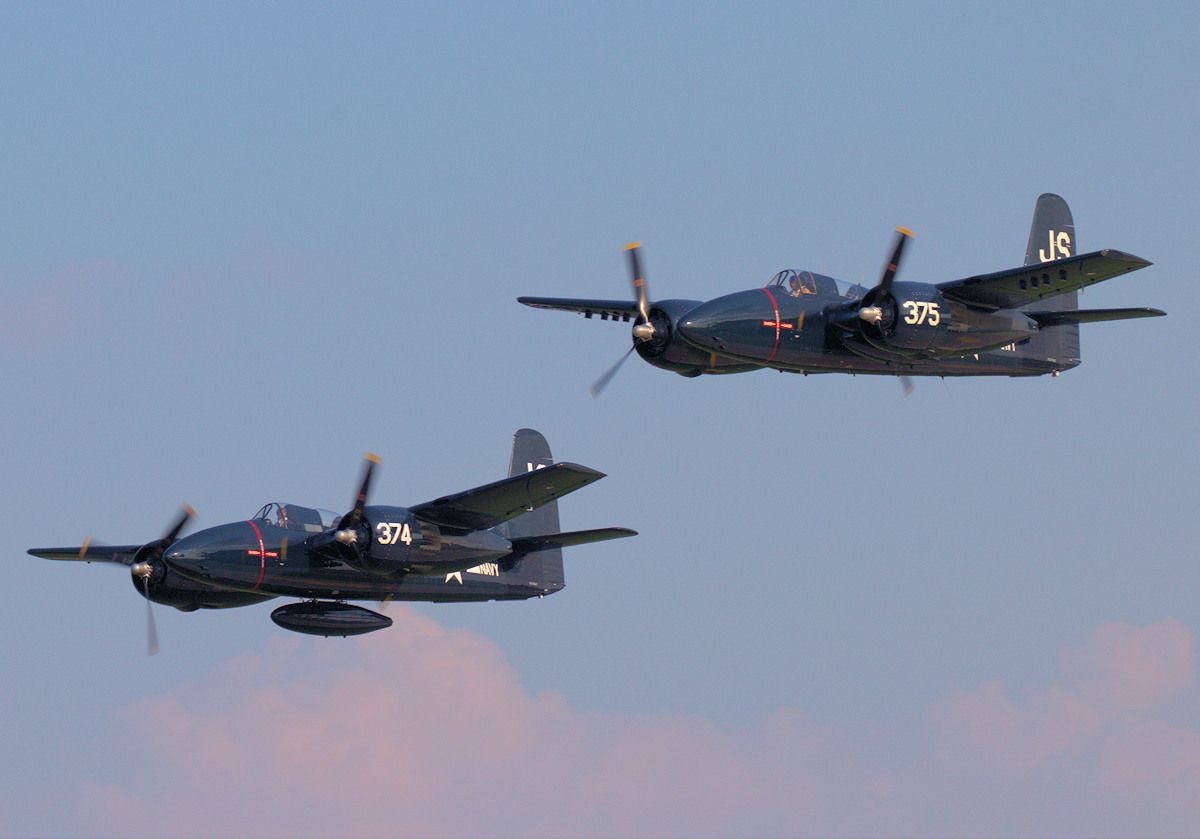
[0,2,1197,837]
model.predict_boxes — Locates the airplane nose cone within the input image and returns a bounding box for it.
[678,290,771,353]
[677,300,725,349]
[163,532,210,581]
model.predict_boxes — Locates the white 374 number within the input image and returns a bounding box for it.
[376,522,413,546]
[902,301,941,326]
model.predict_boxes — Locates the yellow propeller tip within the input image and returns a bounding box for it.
[79,537,91,558]
[365,452,382,464]
[896,227,915,237]
[182,503,197,518]
[623,242,642,251]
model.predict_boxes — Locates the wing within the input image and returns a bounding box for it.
[410,462,607,531]
[1026,307,1166,326]
[518,297,640,321]
[27,544,141,565]
[938,249,1152,310]
[508,527,637,555]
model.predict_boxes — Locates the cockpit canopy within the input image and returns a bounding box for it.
[770,269,866,301]
[251,502,341,533]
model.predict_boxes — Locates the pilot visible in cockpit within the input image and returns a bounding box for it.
[786,271,818,297]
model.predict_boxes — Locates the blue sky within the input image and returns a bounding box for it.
[1,3,1198,836]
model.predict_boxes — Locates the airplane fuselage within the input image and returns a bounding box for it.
[671,283,1061,378]
[162,508,558,605]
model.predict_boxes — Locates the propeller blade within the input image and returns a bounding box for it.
[878,227,914,295]
[625,242,650,325]
[900,375,915,396]
[162,504,196,548]
[142,575,159,656]
[589,345,636,399]
[343,453,381,530]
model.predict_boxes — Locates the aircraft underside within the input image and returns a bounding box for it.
[255,572,559,604]
[705,349,1066,378]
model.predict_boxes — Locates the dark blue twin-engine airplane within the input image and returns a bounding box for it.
[28,430,634,649]
[520,194,1165,395]
[22,193,1163,652]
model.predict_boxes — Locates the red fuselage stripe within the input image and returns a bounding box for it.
[246,519,267,590]
[761,287,782,363]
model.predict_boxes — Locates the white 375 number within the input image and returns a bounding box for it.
[376,522,413,546]
[902,301,941,326]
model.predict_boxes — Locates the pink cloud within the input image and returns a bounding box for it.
[928,683,1100,772]
[49,612,1200,838]
[1061,618,1194,713]
[1100,721,1200,791]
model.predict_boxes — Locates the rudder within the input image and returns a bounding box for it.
[1015,193,1081,370]
[1024,193,1075,266]
[496,429,564,590]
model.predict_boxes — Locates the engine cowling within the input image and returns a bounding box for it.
[326,506,505,578]
[858,281,952,353]
[338,506,439,575]
[634,298,749,376]
[130,545,270,610]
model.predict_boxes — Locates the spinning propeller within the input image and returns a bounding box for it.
[590,243,658,398]
[334,453,380,548]
[128,504,196,656]
[848,227,918,396]
[856,227,914,329]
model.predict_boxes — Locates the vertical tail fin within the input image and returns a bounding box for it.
[1015,193,1081,370]
[496,429,565,590]
[1024,193,1075,267]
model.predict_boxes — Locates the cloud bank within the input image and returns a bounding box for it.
[36,611,1200,838]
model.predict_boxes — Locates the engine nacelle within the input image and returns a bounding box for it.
[856,282,1039,358]
[350,506,513,576]
[861,281,952,352]
[343,506,441,575]
[635,298,752,376]
[130,552,272,610]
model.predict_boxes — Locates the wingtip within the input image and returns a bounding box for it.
[555,461,607,480]
[1100,249,1153,269]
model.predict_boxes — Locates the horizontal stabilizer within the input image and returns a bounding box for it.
[1027,307,1167,326]
[27,545,140,565]
[518,296,640,320]
[509,527,637,556]
[410,462,607,531]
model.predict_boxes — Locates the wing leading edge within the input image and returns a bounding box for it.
[410,462,607,531]
[27,544,140,565]
[938,249,1153,310]
[518,297,640,321]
